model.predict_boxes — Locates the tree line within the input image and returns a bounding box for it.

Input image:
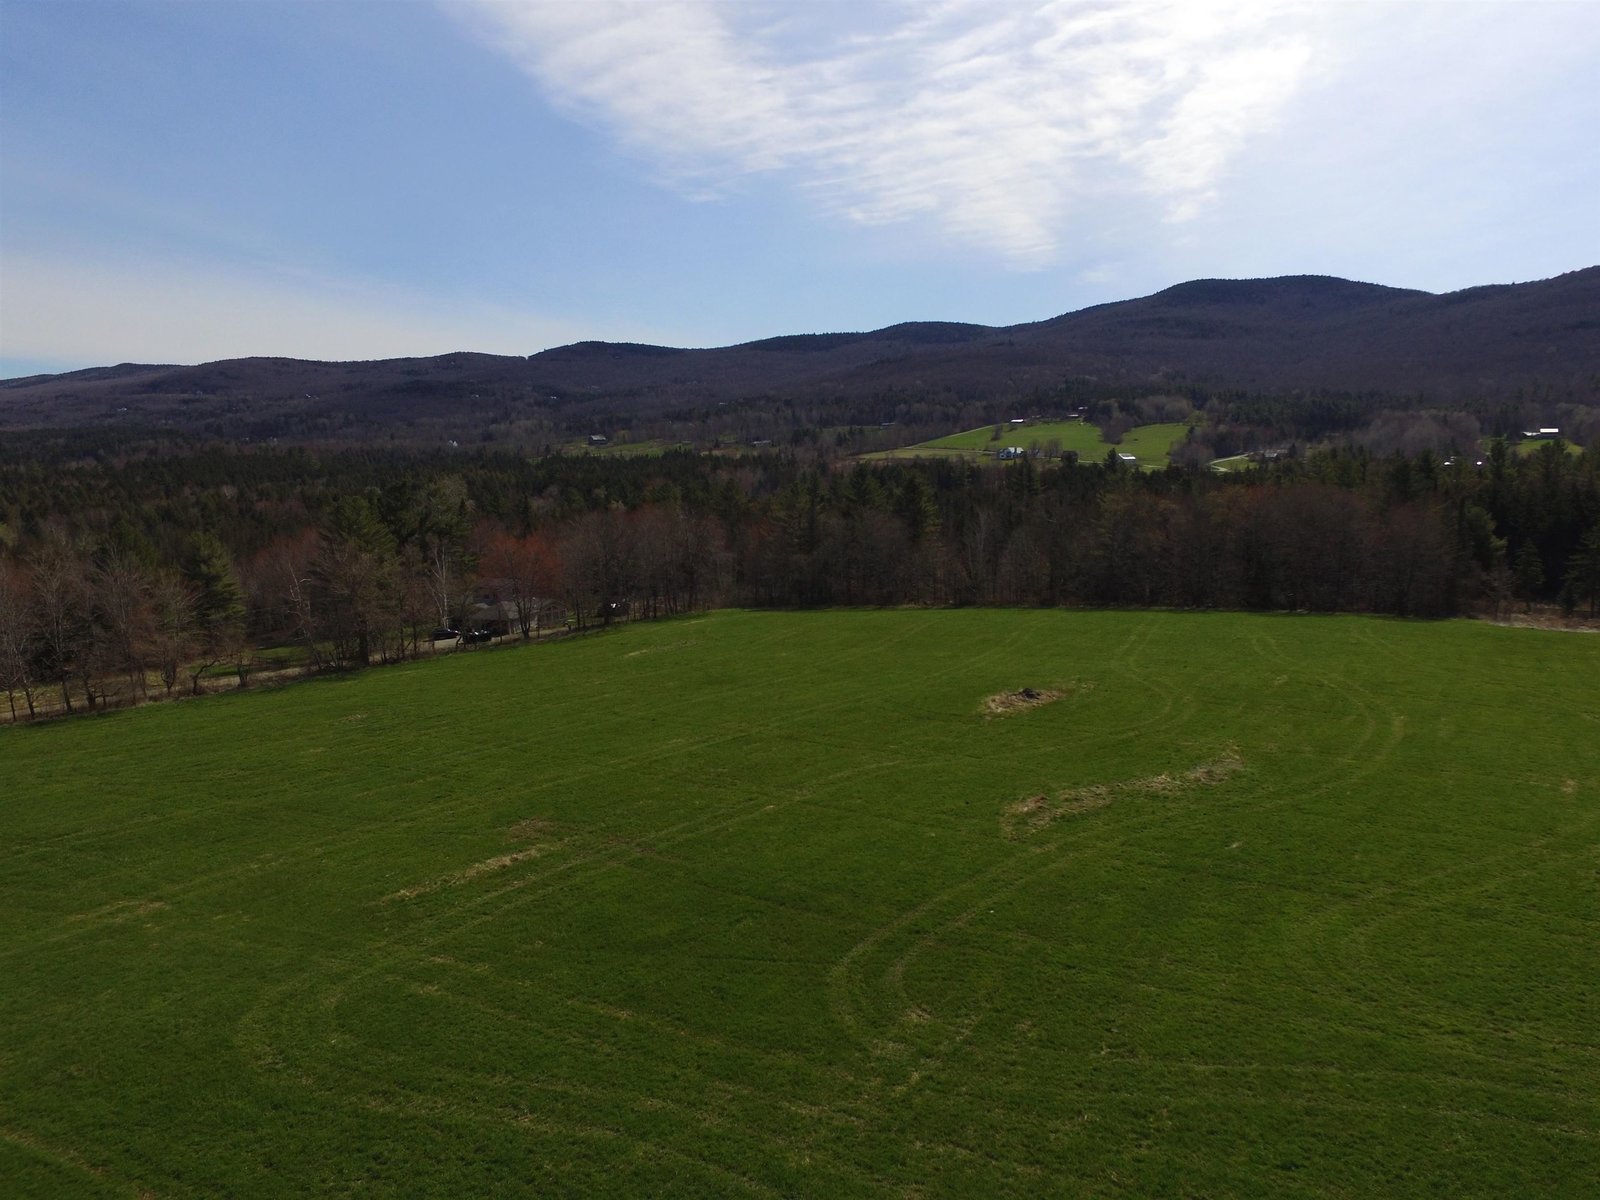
[2,437,1597,721]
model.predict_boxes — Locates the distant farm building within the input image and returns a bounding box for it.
[997,446,1029,461]
[588,434,609,447]
[1116,452,1137,464]
[1521,427,1561,439]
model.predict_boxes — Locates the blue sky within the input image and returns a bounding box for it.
[2,0,1597,377]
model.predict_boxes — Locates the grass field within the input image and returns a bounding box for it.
[3,610,1597,1197]
[1209,453,1254,473]
[1512,438,1584,459]
[563,438,692,456]
[873,420,1189,467]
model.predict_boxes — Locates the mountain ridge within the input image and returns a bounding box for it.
[5,268,1596,439]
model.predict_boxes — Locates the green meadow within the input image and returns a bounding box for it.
[1512,438,1584,459]
[874,420,1188,466]
[2,610,1596,1197]
[564,438,692,456]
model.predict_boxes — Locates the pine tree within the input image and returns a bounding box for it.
[1512,542,1545,611]
[183,532,245,636]
[1562,521,1600,617]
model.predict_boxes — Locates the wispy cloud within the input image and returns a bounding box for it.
[452,0,1315,265]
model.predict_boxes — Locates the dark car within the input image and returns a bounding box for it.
[460,628,494,644]
[431,627,459,641]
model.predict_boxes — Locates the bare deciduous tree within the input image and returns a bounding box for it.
[92,545,157,706]
[0,558,38,720]
[150,570,197,697]
[29,529,92,714]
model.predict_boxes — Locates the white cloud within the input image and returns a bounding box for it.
[451,0,1316,265]
[0,252,623,370]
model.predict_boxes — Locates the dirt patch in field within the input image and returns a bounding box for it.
[1482,608,1600,634]
[67,899,167,924]
[984,683,1089,718]
[381,817,561,903]
[1003,748,1244,839]
[507,817,564,841]
[456,847,542,882]
[624,639,695,658]
[381,847,543,903]
[384,819,572,902]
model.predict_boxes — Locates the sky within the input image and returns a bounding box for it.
[1,0,1597,378]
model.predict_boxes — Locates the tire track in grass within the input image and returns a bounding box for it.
[35,612,1586,1192]
[1063,1067,1600,1143]
[1295,807,1600,1068]
[836,770,1255,1099]
[0,615,773,870]
[1095,1033,1600,1131]
[817,617,1133,1054]
[1239,623,1593,1055]
[245,1018,791,1200]
[232,868,815,1192]
[6,615,891,958]
[0,1125,145,1199]
[265,614,1324,1171]
[1247,623,1392,800]
[1067,925,1600,1148]
[830,617,1594,1175]
[4,719,778,961]
[959,1062,1600,1156]
[0,614,789,870]
[231,757,927,1193]
[1021,940,1598,1111]
[824,618,1449,1125]
[3,610,957,922]
[130,623,856,1181]
[367,973,902,1193]
[877,751,1249,1069]
[232,612,1046,1192]
[360,620,1062,1177]
[1065,623,1600,1142]
[233,800,896,1196]
[353,614,988,976]
[824,616,1229,1081]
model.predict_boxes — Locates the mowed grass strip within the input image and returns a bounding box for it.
[2,610,1597,1197]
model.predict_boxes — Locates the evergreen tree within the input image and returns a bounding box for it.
[1563,520,1600,616]
[183,532,245,636]
[1512,542,1545,610]
[315,495,400,666]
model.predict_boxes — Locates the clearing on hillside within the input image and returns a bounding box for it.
[2,609,1596,1197]
[871,419,1188,465]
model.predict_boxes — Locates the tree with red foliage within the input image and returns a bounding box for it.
[477,526,562,639]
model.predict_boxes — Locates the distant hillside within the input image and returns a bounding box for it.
[4,268,1596,442]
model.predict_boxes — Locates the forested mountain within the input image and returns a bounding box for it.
[4,269,1597,445]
